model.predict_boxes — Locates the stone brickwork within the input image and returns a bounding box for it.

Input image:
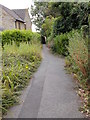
[2,9,15,30]
[0,6,2,30]
[20,22,25,30]
[2,9,25,30]
[24,9,32,30]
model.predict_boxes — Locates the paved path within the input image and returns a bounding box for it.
[5,45,84,118]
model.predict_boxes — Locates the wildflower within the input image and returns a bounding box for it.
[26,65,28,69]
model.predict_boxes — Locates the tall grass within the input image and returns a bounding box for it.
[4,42,42,59]
[65,31,89,115]
[2,42,42,115]
[66,31,88,87]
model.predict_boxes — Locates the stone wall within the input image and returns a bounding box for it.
[24,9,32,30]
[0,6,2,30]
[2,9,15,30]
[20,22,25,30]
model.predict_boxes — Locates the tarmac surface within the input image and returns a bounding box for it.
[5,45,84,118]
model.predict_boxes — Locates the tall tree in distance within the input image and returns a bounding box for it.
[31,2,49,31]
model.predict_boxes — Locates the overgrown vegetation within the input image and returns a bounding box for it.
[65,30,89,116]
[1,30,42,115]
[51,33,69,56]
[31,2,90,117]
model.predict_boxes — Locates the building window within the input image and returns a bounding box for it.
[18,22,20,29]
[24,23,26,30]
[15,21,17,29]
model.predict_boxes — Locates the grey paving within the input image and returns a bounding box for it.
[5,45,84,118]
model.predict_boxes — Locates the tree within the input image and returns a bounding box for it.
[31,2,49,31]
[51,2,90,35]
[41,16,55,37]
[70,3,89,29]
[31,2,90,35]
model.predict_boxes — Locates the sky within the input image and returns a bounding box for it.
[0,0,37,32]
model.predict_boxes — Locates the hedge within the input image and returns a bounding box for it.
[52,33,69,56]
[1,30,41,47]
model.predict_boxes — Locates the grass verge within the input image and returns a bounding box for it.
[2,42,42,115]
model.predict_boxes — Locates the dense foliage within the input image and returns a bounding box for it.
[52,2,89,35]
[41,16,55,37]
[65,31,89,115]
[2,30,41,47]
[52,34,69,56]
[31,2,90,34]
[66,31,88,86]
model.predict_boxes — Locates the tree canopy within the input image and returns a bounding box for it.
[31,2,90,36]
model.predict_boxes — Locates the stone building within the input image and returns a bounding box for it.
[0,4,32,31]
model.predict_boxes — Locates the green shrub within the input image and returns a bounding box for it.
[41,16,55,37]
[31,32,41,43]
[65,30,89,115]
[66,31,88,87]
[2,30,12,47]
[53,16,72,36]
[46,33,54,48]
[0,32,2,44]
[52,33,69,56]
[81,25,89,38]
[53,16,65,36]
[2,30,40,47]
